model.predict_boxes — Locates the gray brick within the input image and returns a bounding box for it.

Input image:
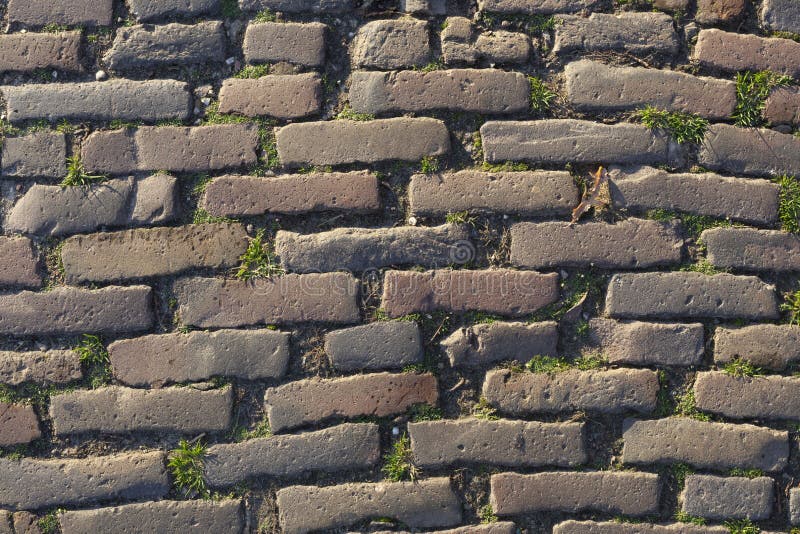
[243,22,326,67]
[714,325,800,370]
[588,319,704,367]
[0,237,40,289]
[239,0,353,12]
[1,131,66,178]
[129,0,220,21]
[554,13,679,56]
[0,350,82,386]
[218,74,321,119]
[554,521,728,534]
[104,22,226,70]
[474,31,532,64]
[442,321,558,367]
[0,402,40,446]
[693,29,800,77]
[352,20,430,69]
[374,525,517,534]
[8,0,113,26]
[0,513,8,534]
[682,474,773,520]
[762,0,800,36]
[324,321,423,372]
[703,228,800,272]
[792,488,800,525]
[764,87,800,125]
[695,371,800,421]
[0,32,81,73]
[698,123,800,177]
[400,0,447,14]
[478,0,598,13]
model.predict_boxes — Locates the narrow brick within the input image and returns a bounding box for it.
[622,418,789,471]
[490,471,660,516]
[703,228,800,272]
[0,452,167,511]
[0,286,153,336]
[588,319,704,367]
[129,0,220,21]
[324,321,423,372]
[0,514,10,534]
[1,131,66,178]
[243,22,326,67]
[218,74,321,119]
[554,13,679,56]
[409,419,586,468]
[761,0,800,35]
[0,237,40,289]
[240,0,353,12]
[352,20,430,69]
[478,0,598,13]
[50,385,232,436]
[605,272,779,320]
[764,87,800,125]
[695,371,800,421]
[0,350,82,386]
[0,32,81,73]
[174,274,360,327]
[0,403,40,446]
[714,325,800,370]
[682,474,773,520]
[692,29,800,78]
[276,118,449,166]
[791,488,800,525]
[10,512,36,534]
[109,329,290,387]
[382,269,559,317]
[276,478,461,533]
[375,525,517,534]
[554,521,728,534]
[206,423,379,487]
[61,223,249,284]
[442,321,558,367]
[698,123,800,177]
[104,22,226,70]
[8,0,113,26]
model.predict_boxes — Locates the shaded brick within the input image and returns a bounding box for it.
[764,87,800,125]
[761,0,800,34]
[324,321,423,372]
[792,488,800,525]
[588,319,704,367]
[554,13,679,56]
[695,371,800,421]
[682,474,773,520]
[703,227,800,272]
[698,123,800,177]
[0,514,9,534]
[554,521,728,534]
[400,0,447,14]
[129,0,220,21]
[243,22,326,67]
[478,0,598,13]
[692,29,800,78]
[0,350,82,386]
[0,32,81,73]
[7,0,113,26]
[218,74,321,119]
[352,20,430,69]
[714,325,800,370]
[0,237,40,289]
[10,512,38,534]
[1,131,66,178]
[240,0,353,12]
[442,321,558,368]
[696,0,745,24]
[104,22,226,70]
[374,525,516,534]
[0,403,40,446]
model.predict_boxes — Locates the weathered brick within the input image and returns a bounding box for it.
[10,512,37,534]
[375,525,517,534]
[109,329,290,387]
[714,325,800,370]
[0,403,40,446]
[490,471,660,516]
[792,488,800,525]
[61,223,249,284]
[218,74,321,119]
[682,474,773,520]
[382,269,560,317]
[276,478,461,533]
[703,228,800,272]
[400,0,447,14]
[352,20,430,69]
[442,321,558,367]
[50,385,232,436]
[0,237,40,289]
[0,514,9,534]
[698,123,800,177]
[129,0,220,21]
[243,22,326,67]
[696,0,745,24]
[605,272,779,320]
[0,452,167,511]
[104,22,226,70]
[1,80,191,123]
[7,0,113,26]
[0,286,153,336]
[82,124,259,174]
[692,29,800,78]
[554,13,679,56]
[0,350,82,386]
[554,521,728,534]
[478,0,598,13]
[622,418,789,471]
[761,0,800,34]
[764,87,800,125]
[324,321,423,371]
[409,419,586,468]
[0,32,81,73]
[695,371,800,421]
[240,0,353,12]
[174,274,360,327]
[474,31,532,64]
[588,319,704,367]
[1,131,66,178]
[349,69,529,115]
[205,423,379,487]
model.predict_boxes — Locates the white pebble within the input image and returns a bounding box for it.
[95,70,107,81]
[391,427,400,436]
[408,216,418,226]
[225,57,236,65]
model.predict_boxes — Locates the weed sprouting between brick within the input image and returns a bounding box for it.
[528,76,557,114]
[419,156,440,174]
[381,433,419,481]
[722,357,764,378]
[725,519,760,534]
[672,389,710,421]
[335,105,374,121]
[408,403,443,422]
[781,289,800,326]
[73,334,111,388]
[235,230,284,280]
[168,439,210,498]
[635,105,708,144]
[478,504,498,523]
[733,70,792,127]
[234,64,270,79]
[60,155,105,188]
[776,174,800,233]
[729,467,765,479]
[472,397,499,420]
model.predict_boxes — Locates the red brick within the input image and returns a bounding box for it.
[218,74,321,119]
[0,403,40,446]
[0,237,40,289]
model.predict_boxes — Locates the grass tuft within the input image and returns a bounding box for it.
[192,209,235,225]
[733,70,792,127]
[478,504,498,523]
[635,105,708,144]
[674,389,710,421]
[234,64,270,78]
[528,76,557,113]
[221,0,241,18]
[776,174,800,233]
[729,467,764,479]
[674,511,705,525]
[722,357,764,378]
[382,433,419,481]
[573,353,606,370]
[419,156,440,174]
[725,519,760,534]
[37,510,61,534]
[235,230,284,280]
[408,403,443,422]
[672,462,693,489]
[472,397,499,420]
[445,210,476,225]
[336,105,374,121]
[253,9,277,22]
[781,289,800,325]
[168,439,209,498]
[526,355,571,374]
[202,102,250,125]
[61,155,105,187]
[74,334,111,388]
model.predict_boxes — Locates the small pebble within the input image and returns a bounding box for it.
[95,70,107,81]
[391,427,400,436]
[408,216,418,226]
[226,57,236,65]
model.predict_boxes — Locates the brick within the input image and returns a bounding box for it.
[0,237,40,289]
[698,123,800,177]
[554,521,728,534]
[240,0,353,12]
[605,272,779,320]
[59,500,243,534]
[1,131,66,178]
[714,325,800,370]
[0,350,82,386]
[478,0,598,13]
[276,118,449,166]
[352,20,430,69]
[761,0,800,34]
[696,0,745,24]
[693,29,800,78]
[608,165,780,225]
[510,219,682,269]
[50,385,232,436]
[218,74,321,119]
[0,32,81,73]
[409,419,586,468]
[6,175,178,237]
[1,80,191,123]
[201,172,380,217]
[129,0,220,21]
[382,269,559,317]
[442,321,558,367]
[324,321,423,372]
[483,368,658,415]
[588,319,704,367]
[764,87,800,125]
[409,170,578,217]
[792,488,800,525]
[104,22,226,70]
[490,471,660,516]
[265,372,437,432]
[0,514,9,534]
[554,13,679,56]
[695,371,800,421]
[375,525,517,534]
[622,418,789,471]
[10,512,37,534]
[0,452,167,511]
[401,0,447,14]
[349,69,529,115]
[703,228,800,272]
[565,60,736,119]
[682,474,773,520]
[82,124,259,174]
[109,329,290,387]
[0,403,40,446]
[475,31,532,64]
[276,478,461,533]
[8,0,113,26]
[61,223,249,284]
[243,22,326,67]
[275,224,470,273]
[480,120,675,166]
[205,423,379,487]
[174,274,360,327]
[0,286,153,336]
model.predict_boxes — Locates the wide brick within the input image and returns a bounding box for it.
[409,170,578,217]
[622,418,789,471]
[324,321,423,371]
[0,350,82,386]
[703,228,800,272]
[588,319,704,367]
[608,165,780,225]
[129,0,220,21]
[409,419,586,468]
[382,269,559,317]
[605,272,779,320]
[0,32,81,73]
[61,223,249,284]
[0,286,153,336]
[82,124,259,174]
[0,403,40,446]
[480,120,675,166]
[565,60,736,119]
[682,474,773,520]
[206,423,379,487]
[0,452,167,511]
[714,325,800,370]
[243,22,326,67]
[240,0,353,12]
[490,471,660,516]
[1,131,66,178]
[109,329,289,387]
[6,175,178,237]
[276,118,449,166]
[50,385,232,436]
[761,0,800,34]
[695,371,800,421]
[554,13,679,56]
[219,74,321,119]
[375,525,517,534]
[764,87,800,125]
[442,321,558,367]
[104,22,226,70]
[174,273,360,327]
[693,29,800,78]
[0,237,40,289]
[478,0,597,13]
[1,80,191,123]
[7,0,113,26]
[352,20,430,69]
[554,521,728,534]
[276,478,461,533]
[698,123,800,177]
[201,172,380,217]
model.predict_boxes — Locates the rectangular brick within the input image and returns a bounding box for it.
[442,320,558,367]
[478,0,598,13]
[324,321,423,372]
[692,29,800,77]
[764,87,800,125]
[0,402,40,446]
[588,319,704,367]
[703,227,800,271]
[714,324,800,370]
[761,0,800,33]
[554,521,728,534]
[240,0,353,12]
[1,131,66,178]
[698,123,800,177]
[219,74,321,119]
[373,525,517,534]
[174,274,360,327]
[264,372,437,432]
[0,350,82,386]
[243,22,326,67]
[0,32,81,73]
[682,474,773,520]
[554,13,679,56]
[0,237,40,289]
[792,488,800,525]
[352,20,430,70]
[104,22,226,70]
[695,371,800,421]
[129,0,221,21]
[8,0,113,26]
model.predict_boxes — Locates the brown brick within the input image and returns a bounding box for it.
[696,0,745,23]
[240,0,353,13]
[714,325,800,370]
[218,74,321,119]
[375,525,517,534]
[764,87,800,125]
[588,319,704,367]
[352,20,430,69]
[554,521,728,534]
[695,371,800,421]
[104,22,226,70]
[0,403,40,446]
[692,29,800,77]
[1,131,66,178]
[0,350,82,386]
[698,123,800,177]
[474,31,532,64]
[681,474,773,520]
[0,237,40,289]
[243,22,326,67]
[0,32,81,73]
[703,228,800,272]
[8,0,113,26]
[324,321,423,372]
[442,321,558,367]
[554,13,679,56]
